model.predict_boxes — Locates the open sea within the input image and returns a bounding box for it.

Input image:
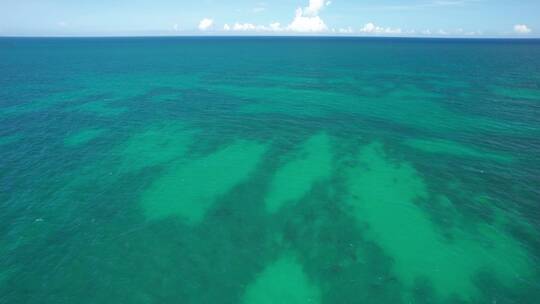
[1,37,539,303]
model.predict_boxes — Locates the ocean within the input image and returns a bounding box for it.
[1,37,539,303]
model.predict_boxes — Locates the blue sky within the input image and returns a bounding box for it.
[0,0,538,37]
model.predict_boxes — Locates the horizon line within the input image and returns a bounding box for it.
[1,34,540,40]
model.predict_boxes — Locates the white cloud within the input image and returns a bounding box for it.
[221,0,330,34]
[338,27,353,34]
[303,0,325,16]
[360,23,376,33]
[269,22,282,31]
[288,8,327,32]
[360,22,402,34]
[514,24,532,34]
[198,18,214,31]
[416,28,481,36]
[223,22,284,32]
[287,0,329,32]
[233,23,257,31]
[437,29,448,35]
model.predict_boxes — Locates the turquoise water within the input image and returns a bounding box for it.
[1,37,539,303]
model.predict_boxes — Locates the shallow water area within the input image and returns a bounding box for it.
[345,143,533,301]
[141,140,267,223]
[265,133,333,214]
[242,254,321,304]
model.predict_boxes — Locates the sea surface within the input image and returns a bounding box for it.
[1,37,539,303]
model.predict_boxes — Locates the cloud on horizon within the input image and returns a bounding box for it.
[359,22,402,34]
[214,0,332,33]
[195,1,536,37]
[514,24,532,34]
[198,18,214,31]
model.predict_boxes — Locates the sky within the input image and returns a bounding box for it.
[0,0,538,37]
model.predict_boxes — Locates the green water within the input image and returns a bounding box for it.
[346,143,530,301]
[265,133,332,214]
[142,140,267,223]
[243,254,320,304]
[1,37,539,303]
